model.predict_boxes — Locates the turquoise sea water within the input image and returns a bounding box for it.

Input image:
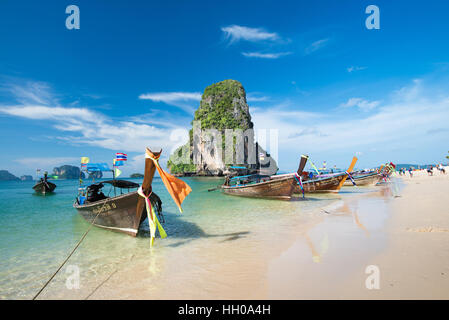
[0,177,381,299]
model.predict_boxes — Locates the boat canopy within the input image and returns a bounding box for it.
[102,180,140,189]
[86,163,111,172]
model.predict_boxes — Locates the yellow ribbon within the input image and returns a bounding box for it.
[137,186,167,246]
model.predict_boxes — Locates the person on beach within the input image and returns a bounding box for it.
[408,167,413,177]
[438,163,446,174]
[427,166,433,176]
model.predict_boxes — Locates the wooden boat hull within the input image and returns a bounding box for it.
[73,191,145,236]
[296,173,346,193]
[344,172,380,186]
[222,175,296,200]
[32,181,56,194]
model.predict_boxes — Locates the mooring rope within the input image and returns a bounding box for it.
[32,199,107,300]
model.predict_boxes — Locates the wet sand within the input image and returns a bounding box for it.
[268,168,449,299]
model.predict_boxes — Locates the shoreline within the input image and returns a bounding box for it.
[267,170,449,299]
[34,169,449,300]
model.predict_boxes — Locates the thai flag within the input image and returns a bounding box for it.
[115,152,127,161]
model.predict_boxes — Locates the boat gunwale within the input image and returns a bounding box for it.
[222,174,295,190]
[73,190,138,209]
[303,172,346,184]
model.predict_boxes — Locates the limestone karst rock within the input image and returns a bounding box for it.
[167,80,278,176]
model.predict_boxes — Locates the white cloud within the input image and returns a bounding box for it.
[340,98,381,111]
[221,25,280,44]
[347,66,367,73]
[246,93,269,102]
[15,157,80,168]
[0,105,102,121]
[6,81,57,106]
[242,51,292,59]
[138,92,201,103]
[305,38,329,55]
[251,80,449,164]
[138,92,201,113]
[0,104,181,152]
[0,80,191,155]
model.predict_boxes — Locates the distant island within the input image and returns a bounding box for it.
[0,170,19,181]
[53,165,85,179]
[130,173,144,178]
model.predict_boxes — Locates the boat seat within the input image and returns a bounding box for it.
[87,183,108,202]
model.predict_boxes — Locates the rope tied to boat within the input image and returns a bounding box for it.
[294,172,305,198]
[138,186,167,247]
[345,171,357,186]
[32,197,110,300]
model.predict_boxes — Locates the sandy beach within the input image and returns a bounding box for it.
[36,168,445,300]
[268,168,449,299]
[29,168,449,300]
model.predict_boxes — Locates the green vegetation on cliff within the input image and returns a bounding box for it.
[167,79,253,175]
[194,79,252,130]
[166,159,196,174]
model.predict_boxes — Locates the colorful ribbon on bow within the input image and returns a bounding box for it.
[137,186,167,247]
[345,171,357,186]
[145,150,191,214]
[294,172,305,198]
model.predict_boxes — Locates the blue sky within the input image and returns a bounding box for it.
[1,0,449,176]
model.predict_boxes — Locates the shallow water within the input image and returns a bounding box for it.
[0,177,393,299]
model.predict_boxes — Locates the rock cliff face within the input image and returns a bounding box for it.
[53,165,85,179]
[0,170,19,181]
[167,80,278,176]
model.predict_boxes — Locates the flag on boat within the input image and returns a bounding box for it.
[113,159,125,166]
[309,160,321,175]
[114,167,122,178]
[115,153,127,161]
[81,157,90,164]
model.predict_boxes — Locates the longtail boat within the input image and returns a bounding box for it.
[375,162,396,185]
[73,148,192,243]
[344,171,380,186]
[295,156,358,194]
[32,172,56,194]
[221,155,308,200]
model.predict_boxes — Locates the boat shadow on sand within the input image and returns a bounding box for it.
[137,212,251,247]
[71,209,251,248]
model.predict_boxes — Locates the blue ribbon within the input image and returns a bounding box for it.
[294,172,305,198]
[345,171,357,186]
